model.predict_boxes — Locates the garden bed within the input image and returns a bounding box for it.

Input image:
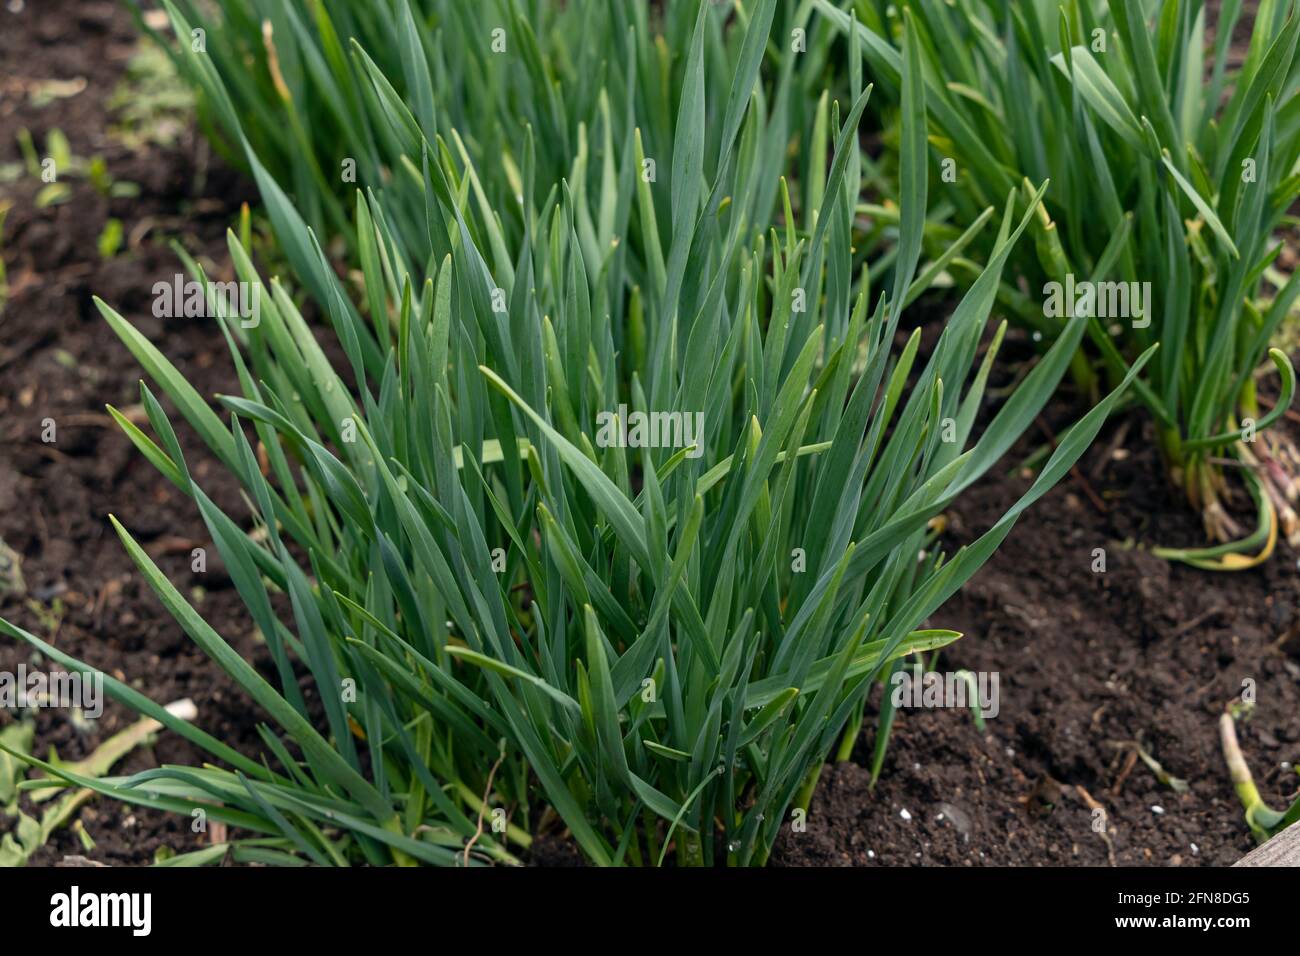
[771,383,1300,866]
[1,0,1296,867]
[0,0,263,865]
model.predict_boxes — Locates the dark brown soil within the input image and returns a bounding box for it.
[0,0,266,865]
[3,0,1296,870]
[770,353,1300,866]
